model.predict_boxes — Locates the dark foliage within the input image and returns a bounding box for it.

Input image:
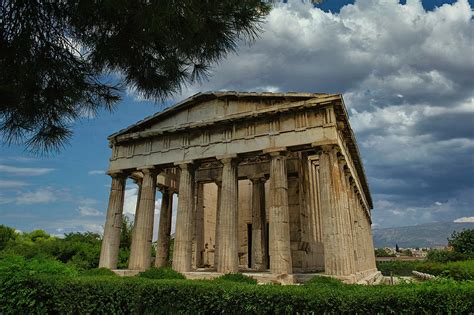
[0,274,473,314]
[449,229,474,257]
[214,273,257,284]
[0,0,270,153]
[138,267,185,280]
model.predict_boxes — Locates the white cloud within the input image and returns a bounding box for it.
[0,164,55,176]
[88,170,105,175]
[78,206,102,217]
[15,188,58,204]
[454,217,474,223]
[0,179,29,189]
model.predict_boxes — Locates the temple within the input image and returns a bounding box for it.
[99,91,379,284]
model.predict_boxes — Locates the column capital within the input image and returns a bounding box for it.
[216,154,238,164]
[263,147,287,157]
[320,144,340,153]
[137,166,160,176]
[106,170,128,179]
[249,176,266,184]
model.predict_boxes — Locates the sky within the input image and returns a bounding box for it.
[0,0,473,237]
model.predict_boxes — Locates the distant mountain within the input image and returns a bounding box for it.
[372,222,473,248]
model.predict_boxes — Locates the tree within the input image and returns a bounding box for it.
[448,229,474,256]
[1,1,270,153]
[0,225,17,251]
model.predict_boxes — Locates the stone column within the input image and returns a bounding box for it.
[155,187,173,267]
[338,163,356,275]
[214,181,222,270]
[216,156,239,274]
[268,150,292,275]
[194,182,205,268]
[319,145,353,276]
[351,183,364,273]
[250,177,266,271]
[99,171,126,269]
[172,162,195,273]
[129,167,158,270]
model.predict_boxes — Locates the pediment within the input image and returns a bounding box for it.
[109,91,329,141]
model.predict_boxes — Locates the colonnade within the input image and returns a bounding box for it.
[99,145,376,278]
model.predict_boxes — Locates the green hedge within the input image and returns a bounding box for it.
[377,260,474,280]
[416,260,474,281]
[1,275,473,314]
[376,261,422,276]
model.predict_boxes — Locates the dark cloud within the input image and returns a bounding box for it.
[178,0,474,227]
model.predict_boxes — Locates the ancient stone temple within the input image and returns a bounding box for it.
[99,92,379,284]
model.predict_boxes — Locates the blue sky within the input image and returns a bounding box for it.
[1,0,473,235]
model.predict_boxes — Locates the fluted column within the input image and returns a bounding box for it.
[319,145,353,276]
[172,163,195,272]
[155,187,173,267]
[338,163,356,275]
[268,150,292,274]
[250,177,266,271]
[351,183,364,272]
[214,181,222,270]
[194,182,205,268]
[99,171,126,269]
[129,167,158,270]
[216,157,239,274]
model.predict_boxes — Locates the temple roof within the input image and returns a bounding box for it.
[108,91,373,209]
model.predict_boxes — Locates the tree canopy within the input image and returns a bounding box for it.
[0,0,270,153]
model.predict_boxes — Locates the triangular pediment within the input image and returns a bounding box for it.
[109,91,332,140]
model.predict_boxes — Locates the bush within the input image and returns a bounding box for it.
[416,260,474,281]
[138,267,185,280]
[214,273,257,284]
[449,229,474,256]
[0,254,77,277]
[304,276,344,287]
[376,261,422,276]
[81,268,117,277]
[0,274,473,314]
[427,249,468,263]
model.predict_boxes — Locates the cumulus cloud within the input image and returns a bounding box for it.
[88,170,105,175]
[0,164,55,176]
[78,206,102,217]
[454,217,474,223]
[0,179,29,189]
[174,0,473,228]
[15,188,58,205]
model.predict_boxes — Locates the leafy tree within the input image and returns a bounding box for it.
[449,229,474,256]
[0,225,17,250]
[1,1,270,153]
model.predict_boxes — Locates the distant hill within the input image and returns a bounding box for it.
[372,222,473,248]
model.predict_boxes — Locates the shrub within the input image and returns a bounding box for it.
[416,260,474,281]
[0,254,77,277]
[81,268,117,277]
[449,229,474,256]
[214,273,257,284]
[138,267,185,280]
[304,275,344,287]
[0,274,473,314]
[427,249,468,263]
[376,261,422,276]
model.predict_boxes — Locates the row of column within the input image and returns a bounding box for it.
[99,167,174,270]
[319,145,376,276]
[173,151,292,274]
[100,145,375,276]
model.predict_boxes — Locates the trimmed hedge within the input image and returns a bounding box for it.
[1,275,473,314]
[214,273,257,284]
[138,267,185,280]
[416,260,474,281]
